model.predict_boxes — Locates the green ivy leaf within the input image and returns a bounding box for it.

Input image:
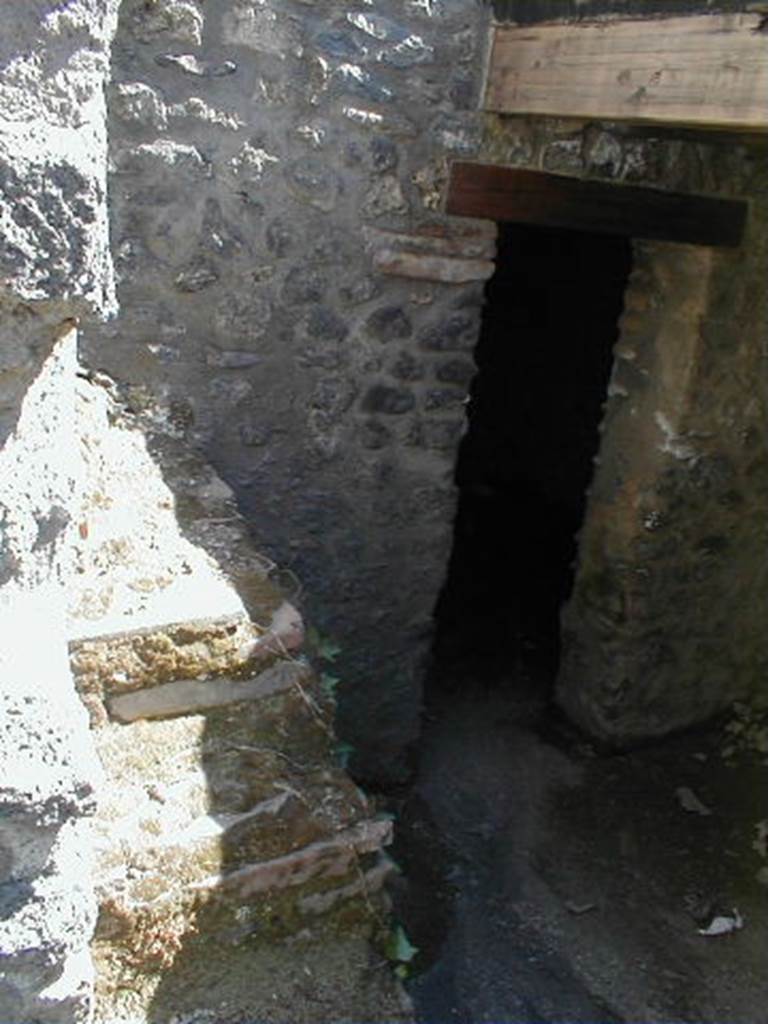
[320,672,340,697]
[317,637,342,662]
[386,924,419,965]
[307,627,342,663]
[334,742,354,769]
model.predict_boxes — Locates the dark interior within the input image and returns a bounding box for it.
[432,222,633,686]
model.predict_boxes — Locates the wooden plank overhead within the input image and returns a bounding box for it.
[446,163,748,247]
[485,14,768,132]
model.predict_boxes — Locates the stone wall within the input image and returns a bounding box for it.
[468,112,768,738]
[82,0,768,773]
[83,0,495,784]
[0,4,119,1021]
[2,5,403,1022]
[558,208,768,741]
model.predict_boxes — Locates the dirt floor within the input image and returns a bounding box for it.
[389,651,768,1024]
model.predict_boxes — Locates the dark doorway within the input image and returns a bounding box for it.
[432,222,633,687]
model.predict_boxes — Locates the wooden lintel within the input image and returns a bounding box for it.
[485,14,768,133]
[446,164,747,247]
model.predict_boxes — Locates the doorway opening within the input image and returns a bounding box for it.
[431,222,633,690]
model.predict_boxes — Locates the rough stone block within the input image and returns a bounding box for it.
[363,176,409,219]
[131,0,203,45]
[223,2,301,55]
[0,0,118,314]
[154,52,237,77]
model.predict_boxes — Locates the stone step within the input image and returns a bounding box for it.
[69,601,304,726]
[106,654,310,724]
[90,661,385,952]
[94,765,377,901]
[93,820,394,977]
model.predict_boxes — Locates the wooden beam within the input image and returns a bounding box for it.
[485,14,768,132]
[446,164,747,247]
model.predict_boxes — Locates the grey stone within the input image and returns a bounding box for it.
[339,276,379,306]
[201,199,245,258]
[419,311,478,351]
[239,419,272,447]
[299,348,348,372]
[380,39,434,68]
[0,1,118,314]
[222,2,301,55]
[409,486,455,517]
[365,305,412,342]
[213,294,271,338]
[435,358,475,386]
[342,105,418,137]
[206,349,262,369]
[449,25,478,61]
[421,419,464,450]
[449,73,478,110]
[362,175,408,219]
[168,96,245,130]
[306,307,349,343]
[430,112,482,154]
[390,351,425,381]
[583,128,623,176]
[266,219,295,257]
[543,138,583,174]
[311,377,358,418]
[346,10,433,67]
[281,266,327,305]
[115,139,211,181]
[362,385,416,415]
[32,505,70,552]
[111,81,168,129]
[154,53,237,77]
[358,420,392,449]
[307,230,355,266]
[0,979,24,1020]
[131,0,204,45]
[285,159,338,212]
[174,259,219,292]
[315,29,368,60]
[347,11,407,41]
[424,387,466,411]
[332,65,394,105]
[369,136,400,173]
